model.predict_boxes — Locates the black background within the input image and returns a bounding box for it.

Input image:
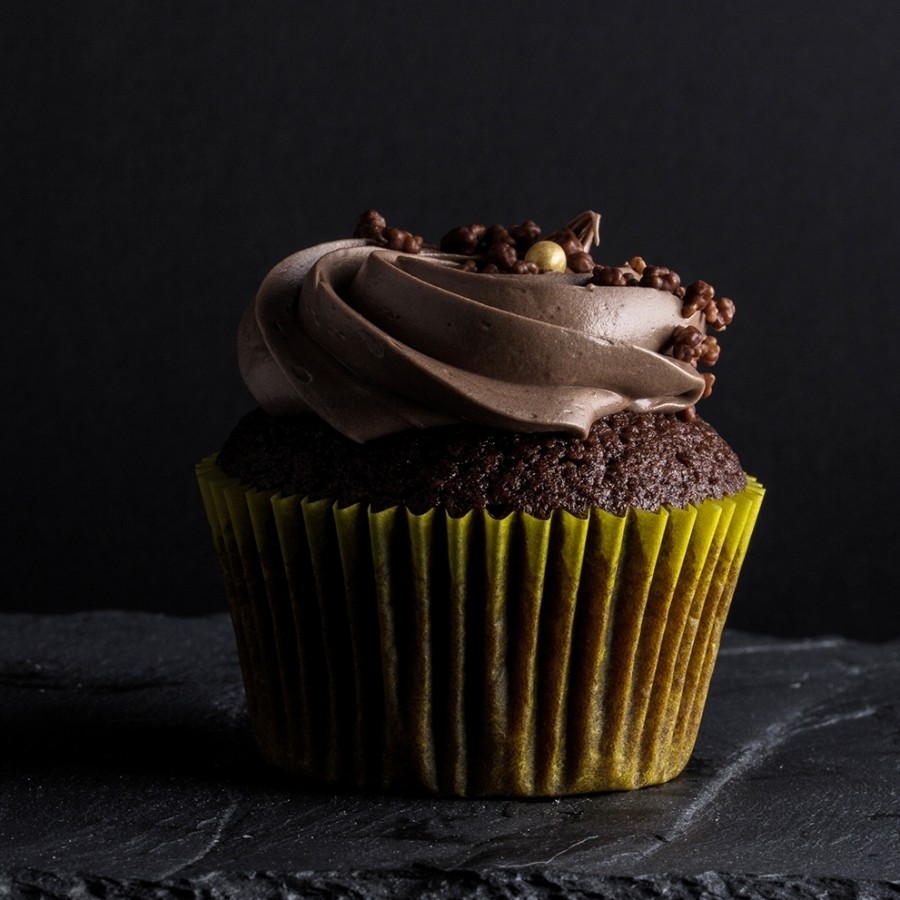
[4,2,899,639]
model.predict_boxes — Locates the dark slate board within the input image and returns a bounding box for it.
[0,612,898,898]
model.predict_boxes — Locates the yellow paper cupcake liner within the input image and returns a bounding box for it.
[196,456,764,797]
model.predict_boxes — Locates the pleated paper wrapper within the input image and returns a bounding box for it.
[196,456,763,797]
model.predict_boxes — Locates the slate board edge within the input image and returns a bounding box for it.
[3,867,900,900]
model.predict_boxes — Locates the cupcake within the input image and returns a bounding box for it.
[196,209,763,797]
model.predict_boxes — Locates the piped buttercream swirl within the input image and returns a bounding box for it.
[238,239,708,442]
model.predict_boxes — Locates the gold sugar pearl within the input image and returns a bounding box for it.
[524,240,568,273]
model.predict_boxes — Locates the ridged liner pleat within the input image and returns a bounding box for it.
[197,456,764,797]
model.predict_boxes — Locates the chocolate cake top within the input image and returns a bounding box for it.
[218,408,746,518]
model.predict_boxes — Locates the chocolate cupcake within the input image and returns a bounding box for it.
[196,210,764,796]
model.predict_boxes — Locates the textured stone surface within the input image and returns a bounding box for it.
[1,869,898,899]
[0,612,898,897]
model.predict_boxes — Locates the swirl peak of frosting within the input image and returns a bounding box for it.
[238,211,729,442]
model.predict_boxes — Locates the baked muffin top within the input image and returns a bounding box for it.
[222,208,745,517]
[218,408,745,518]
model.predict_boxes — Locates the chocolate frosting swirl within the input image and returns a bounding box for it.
[238,240,708,442]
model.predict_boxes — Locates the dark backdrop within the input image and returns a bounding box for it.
[4,2,899,639]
